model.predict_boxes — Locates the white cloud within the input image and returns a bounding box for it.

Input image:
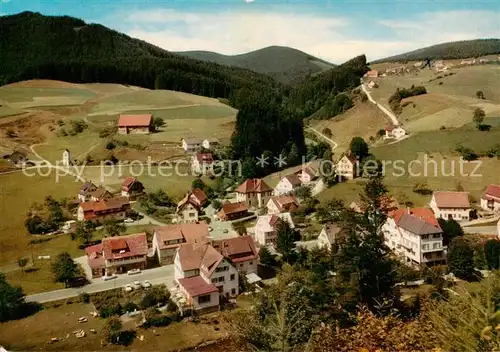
[244,0,255,3]
[121,8,500,63]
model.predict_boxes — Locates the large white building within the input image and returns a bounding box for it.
[235,178,273,208]
[429,191,471,221]
[383,208,446,266]
[254,212,294,247]
[274,174,302,196]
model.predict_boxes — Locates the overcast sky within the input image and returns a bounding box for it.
[2,0,499,63]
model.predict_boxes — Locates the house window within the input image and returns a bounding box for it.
[422,244,429,250]
[211,278,217,284]
[198,294,211,304]
[230,274,235,281]
[218,277,225,283]
[231,288,236,295]
[433,243,440,249]
[239,263,243,268]
[189,212,196,217]
[249,261,253,265]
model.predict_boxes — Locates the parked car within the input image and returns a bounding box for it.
[132,281,142,289]
[124,284,133,293]
[124,218,134,224]
[103,274,117,281]
[127,268,141,275]
[141,280,151,288]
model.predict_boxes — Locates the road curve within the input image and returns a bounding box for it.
[360,82,400,126]
[307,127,338,150]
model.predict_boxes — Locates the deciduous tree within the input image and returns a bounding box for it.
[448,237,476,280]
[51,252,79,287]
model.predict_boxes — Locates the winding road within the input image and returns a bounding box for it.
[360,81,400,126]
[307,126,338,150]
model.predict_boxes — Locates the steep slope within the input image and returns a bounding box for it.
[176,46,335,84]
[372,39,500,63]
[0,12,279,101]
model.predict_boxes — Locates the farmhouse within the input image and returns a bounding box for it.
[191,152,214,174]
[202,138,220,150]
[77,197,130,222]
[266,195,299,214]
[217,202,248,221]
[274,174,302,196]
[294,165,317,184]
[89,186,113,202]
[481,184,500,212]
[174,243,239,299]
[85,233,148,278]
[177,276,220,313]
[212,235,259,275]
[78,181,98,202]
[336,154,358,180]
[254,212,294,247]
[121,177,144,199]
[383,208,445,266]
[317,224,343,251]
[384,126,406,139]
[188,188,208,208]
[235,178,273,208]
[182,138,202,152]
[176,193,202,223]
[153,222,209,265]
[429,191,471,221]
[117,114,152,135]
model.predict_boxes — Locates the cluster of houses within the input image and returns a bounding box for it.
[182,137,220,152]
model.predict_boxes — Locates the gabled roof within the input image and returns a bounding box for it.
[102,233,148,260]
[339,154,357,165]
[118,114,152,127]
[268,195,298,212]
[391,208,442,235]
[177,194,200,213]
[191,188,208,205]
[177,243,224,276]
[84,243,105,269]
[236,178,272,194]
[483,184,500,201]
[122,177,143,192]
[219,202,248,215]
[178,276,218,297]
[79,181,97,196]
[433,191,470,209]
[212,235,258,263]
[154,222,209,250]
[283,174,302,187]
[90,186,111,199]
[79,197,130,219]
[295,165,317,178]
[183,138,202,145]
[321,224,343,244]
[204,137,219,143]
[256,212,294,232]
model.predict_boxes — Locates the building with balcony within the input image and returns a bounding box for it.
[383,208,445,266]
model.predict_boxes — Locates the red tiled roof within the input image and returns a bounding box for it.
[269,195,298,212]
[85,243,105,269]
[118,114,152,127]
[483,184,500,201]
[392,208,441,229]
[343,154,358,164]
[122,177,143,192]
[195,152,214,164]
[178,276,218,297]
[79,181,97,196]
[102,233,148,260]
[154,223,209,250]
[212,235,258,263]
[219,202,248,215]
[433,191,470,209]
[295,166,316,178]
[235,179,272,194]
[191,188,208,205]
[283,174,302,186]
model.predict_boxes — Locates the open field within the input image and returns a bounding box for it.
[310,101,391,152]
[0,302,228,351]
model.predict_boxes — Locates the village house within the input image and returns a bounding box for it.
[365,70,378,78]
[89,186,113,202]
[384,126,406,139]
[188,188,208,208]
[182,138,202,152]
[212,235,259,275]
[117,114,152,135]
[317,224,343,251]
[202,138,220,150]
[254,212,294,247]
[77,197,130,223]
[429,191,471,221]
[121,177,144,199]
[174,243,239,299]
[274,174,302,196]
[78,181,98,202]
[176,193,202,223]
[177,276,220,313]
[191,152,214,174]
[235,178,273,208]
[153,222,209,265]
[336,154,358,180]
[266,195,299,214]
[294,165,318,184]
[217,202,248,221]
[85,233,148,278]
[481,184,500,212]
[383,208,445,266]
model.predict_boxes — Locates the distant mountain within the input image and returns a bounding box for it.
[0,12,278,100]
[176,46,335,84]
[372,39,500,63]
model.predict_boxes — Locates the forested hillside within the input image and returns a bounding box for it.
[176,46,334,84]
[0,12,278,99]
[372,39,500,63]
